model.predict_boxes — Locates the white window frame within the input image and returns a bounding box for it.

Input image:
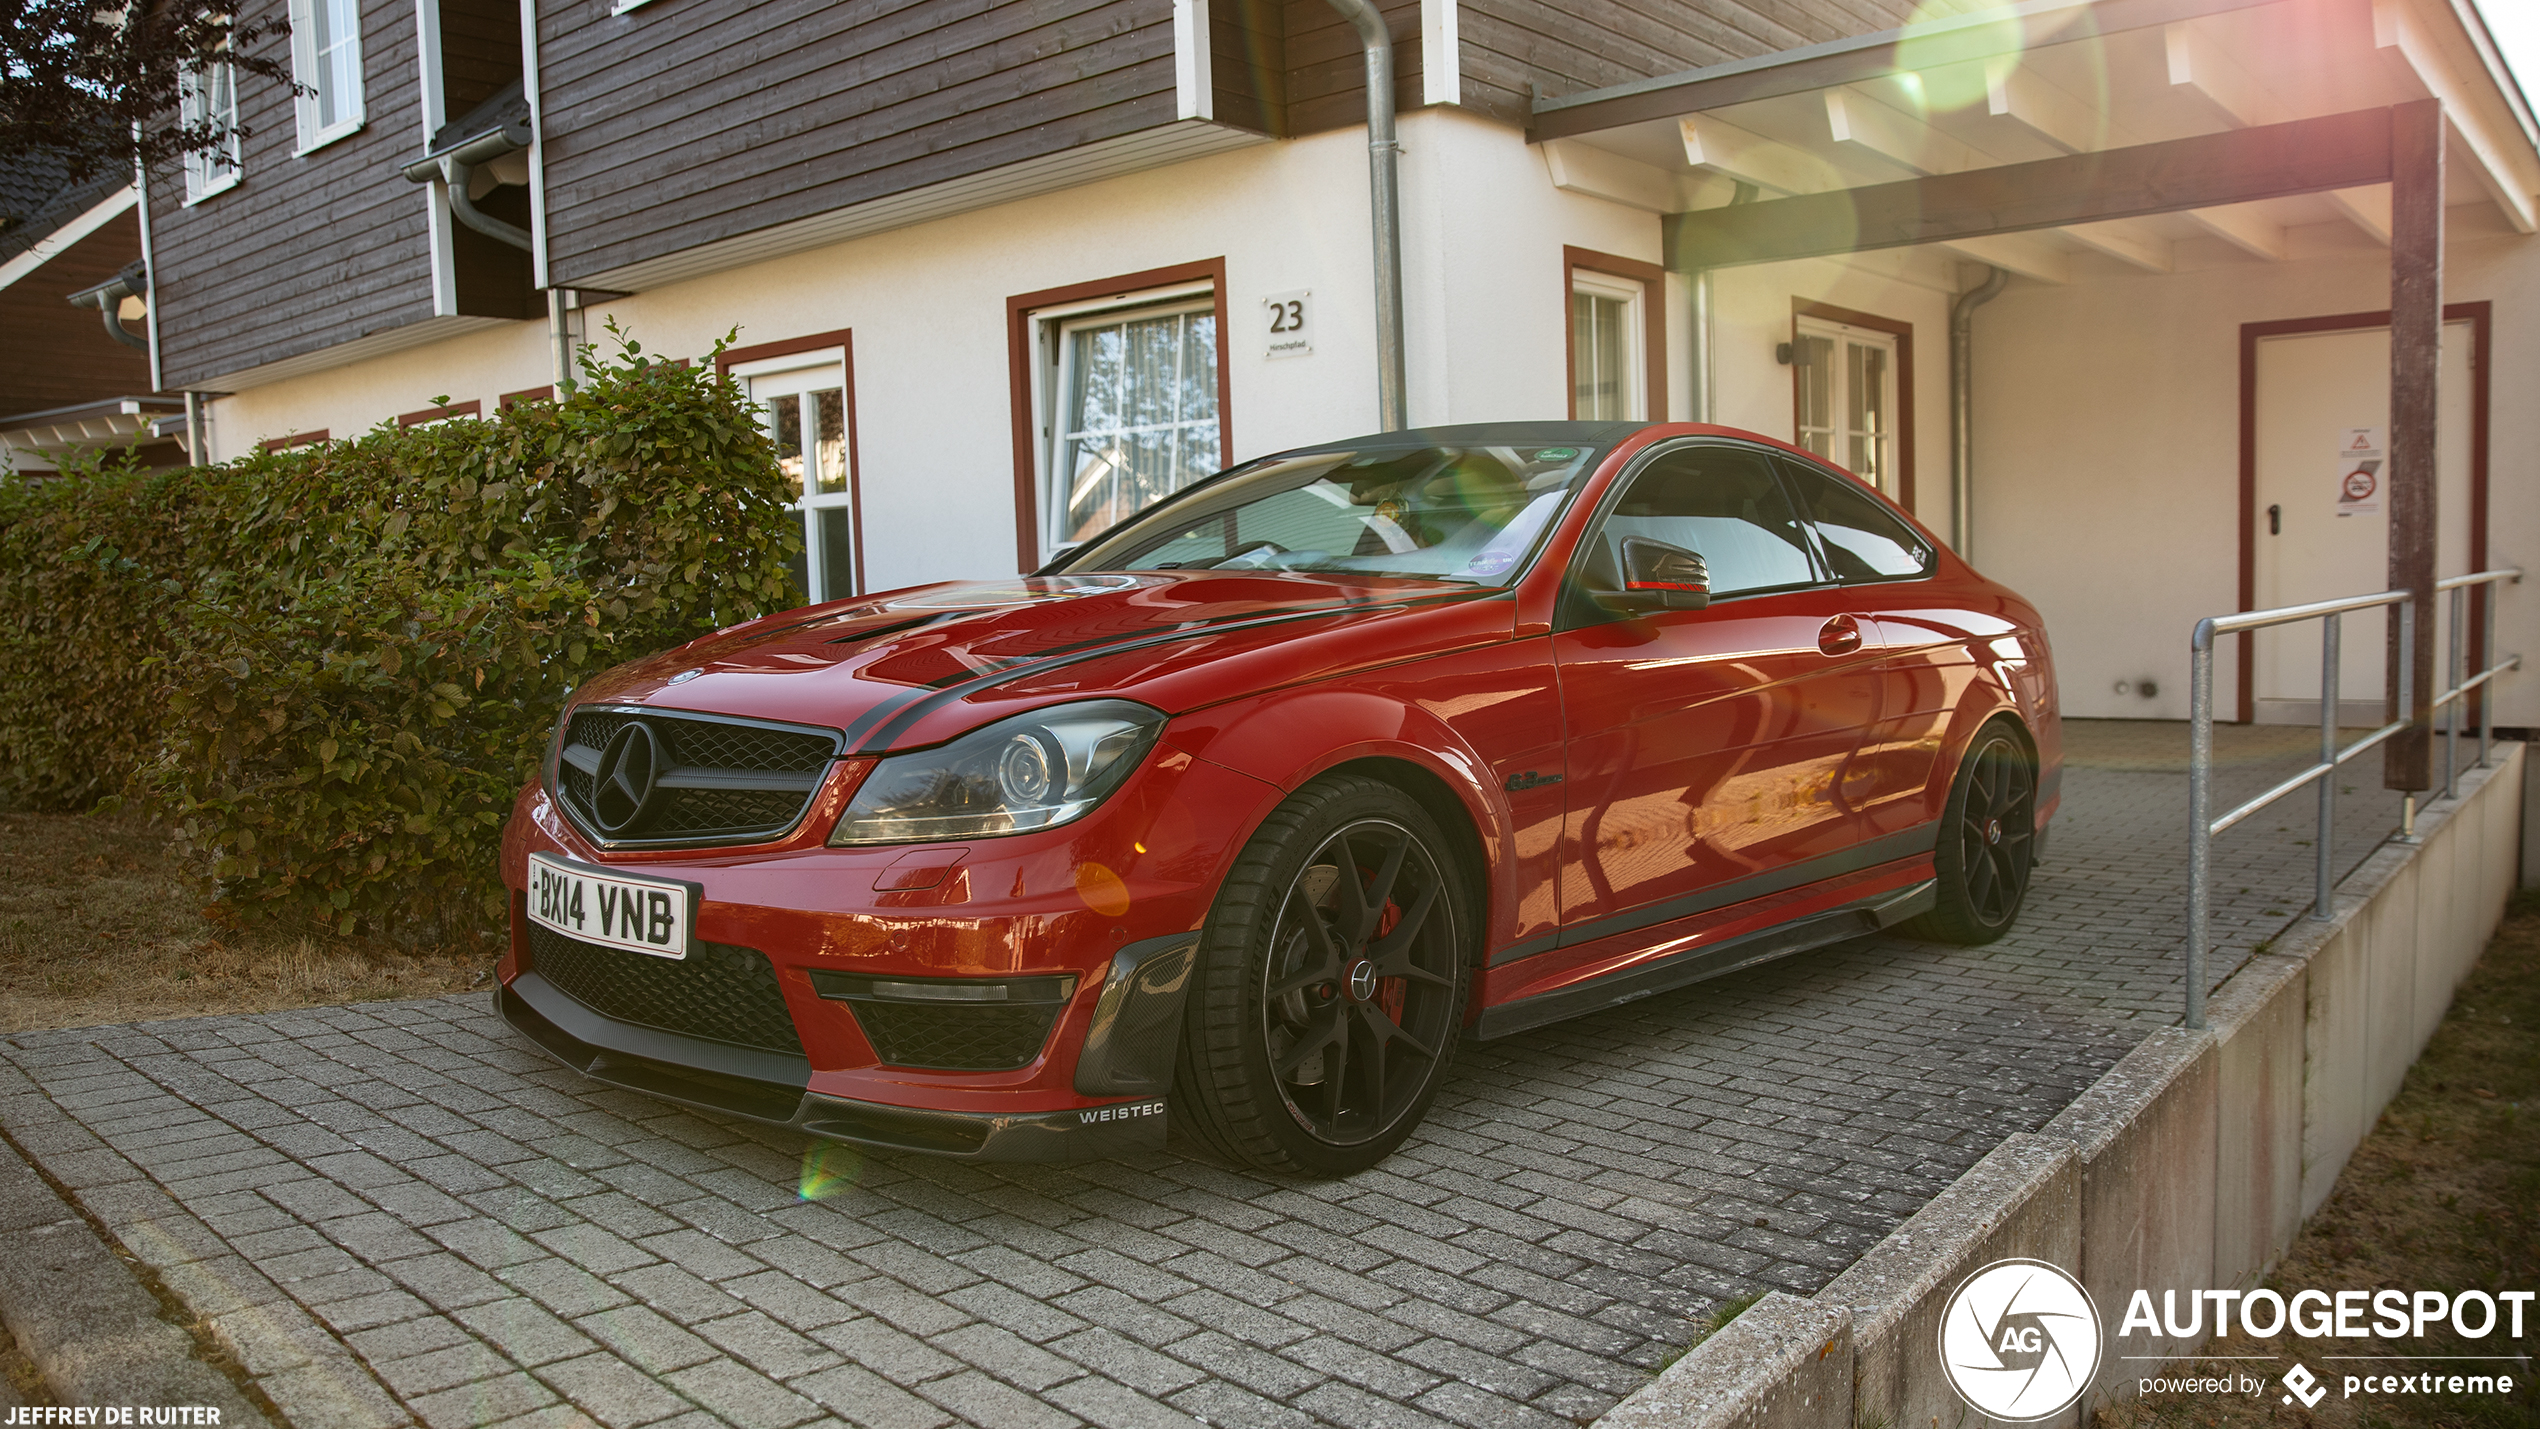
[733,349,858,603]
[1569,268,1647,422]
[1793,316,1901,496]
[179,56,242,203]
[288,0,367,154]
[1027,280,1219,566]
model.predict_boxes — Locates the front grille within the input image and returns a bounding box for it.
[527,923,805,1057]
[845,1002,1064,1072]
[554,707,840,846]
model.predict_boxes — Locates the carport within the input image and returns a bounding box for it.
[1527,0,2540,773]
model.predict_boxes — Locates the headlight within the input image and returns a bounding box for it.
[828,700,1165,845]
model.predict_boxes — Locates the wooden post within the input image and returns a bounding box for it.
[2386,99,2443,791]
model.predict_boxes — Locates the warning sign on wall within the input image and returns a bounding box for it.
[2336,426,2383,518]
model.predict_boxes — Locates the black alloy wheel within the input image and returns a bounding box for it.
[1907,720,2038,945]
[1175,774,1472,1176]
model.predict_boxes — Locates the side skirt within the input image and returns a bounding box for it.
[1470,879,1934,1041]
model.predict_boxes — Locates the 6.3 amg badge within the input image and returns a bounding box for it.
[1940,1259,2104,1421]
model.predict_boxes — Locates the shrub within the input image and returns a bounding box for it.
[0,327,800,942]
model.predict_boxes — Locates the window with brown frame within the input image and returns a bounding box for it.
[719,331,862,605]
[1563,247,1666,423]
[397,400,482,427]
[1789,300,1915,506]
[257,430,329,451]
[1007,260,1231,573]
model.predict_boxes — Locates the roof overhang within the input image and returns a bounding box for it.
[0,396,184,467]
[1528,0,2540,280]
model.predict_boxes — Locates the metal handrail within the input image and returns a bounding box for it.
[2184,569,2520,1029]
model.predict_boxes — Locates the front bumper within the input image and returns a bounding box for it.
[501,974,1171,1161]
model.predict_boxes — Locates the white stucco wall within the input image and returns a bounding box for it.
[1969,214,2540,725]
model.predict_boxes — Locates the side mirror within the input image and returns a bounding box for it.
[1592,537,1711,613]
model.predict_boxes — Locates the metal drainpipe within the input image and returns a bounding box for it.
[1949,265,2010,560]
[1319,0,1406,431]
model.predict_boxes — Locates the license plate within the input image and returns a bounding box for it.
[527,855,696,960]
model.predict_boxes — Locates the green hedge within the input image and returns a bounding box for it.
[0,329,799,942]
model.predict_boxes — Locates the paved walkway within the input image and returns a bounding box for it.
[0,722,2425,1429]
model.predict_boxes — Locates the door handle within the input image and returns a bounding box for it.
[1818,614,1863,657]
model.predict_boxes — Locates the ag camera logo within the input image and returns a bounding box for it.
[1940,1259,2103,1421]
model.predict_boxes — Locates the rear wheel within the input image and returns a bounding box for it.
[1905,720,2038,945]
[1174,774,1472,1176]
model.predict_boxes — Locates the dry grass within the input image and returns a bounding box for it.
[2095,895,2540,1429]
[0,810,490,1033]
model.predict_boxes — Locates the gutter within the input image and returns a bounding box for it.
[1320,0,1407,431]
[66,260,152,352]
[401,81,534,251]
[1948,265,2010,559]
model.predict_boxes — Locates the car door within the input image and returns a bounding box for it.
[1773,456,1956,842]
[1551,441,1885,942]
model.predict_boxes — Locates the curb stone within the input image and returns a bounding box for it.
[0,1127,274,1424]
[1600,1292,1851,1429]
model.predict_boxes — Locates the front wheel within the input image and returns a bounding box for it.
[1905,720,2038,945]
[1174,774,1473,1176]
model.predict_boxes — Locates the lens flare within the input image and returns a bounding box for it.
[798,1138,865,1200]
[1075,861,1132,917]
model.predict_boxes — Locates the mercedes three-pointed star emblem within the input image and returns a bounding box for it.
[590,722,664,835]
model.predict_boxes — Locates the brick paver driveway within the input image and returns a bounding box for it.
[0,721,2410,1429]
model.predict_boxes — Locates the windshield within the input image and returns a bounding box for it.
[1050,442,1606,586]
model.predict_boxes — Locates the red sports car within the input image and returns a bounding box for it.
[498,421,2060,1175]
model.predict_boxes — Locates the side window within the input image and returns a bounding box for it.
[1585,445,1816,599]
[1780,460,1935,582]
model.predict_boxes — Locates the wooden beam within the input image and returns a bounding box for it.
[1665,107,2395,272]
[1679,117,1843,196]
[2057,218,2173,272]
[2386,97,2442,792]
[2179,202,2287,260]
[1985,62,2101,154]
[2373,0,2537,233]
[2165,19,2402,244]
[1939,233,2070,283]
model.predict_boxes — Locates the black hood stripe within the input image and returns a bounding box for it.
[850,588,1502,756]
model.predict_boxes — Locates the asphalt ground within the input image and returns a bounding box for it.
[0,720,2418,1429]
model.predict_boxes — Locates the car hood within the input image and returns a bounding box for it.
[571,571,1510,753]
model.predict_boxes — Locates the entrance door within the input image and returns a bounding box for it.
[2251,322,2474,723]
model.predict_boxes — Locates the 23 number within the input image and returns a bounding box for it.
[1269,300,1305,334]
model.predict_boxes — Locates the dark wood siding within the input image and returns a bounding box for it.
[440,0,523,114]
[1210,0,1284,135]
[539,0,1185,285]
[1460,0,1983,127]
[152,0,437,388]
[1278,0,1419,138]
[0,213,152,416]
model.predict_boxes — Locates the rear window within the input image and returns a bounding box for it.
[1780,461,1935,581]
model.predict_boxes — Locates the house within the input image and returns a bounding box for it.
[0,156,186,472]
[135,0,2540,734]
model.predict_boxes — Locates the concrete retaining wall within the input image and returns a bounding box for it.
[1599,742,2524,1429]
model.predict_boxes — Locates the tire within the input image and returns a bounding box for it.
[1173,773,1474,1177]
[1904,719,2039,946]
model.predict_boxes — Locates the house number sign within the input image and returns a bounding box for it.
[1264,290,1312,359]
